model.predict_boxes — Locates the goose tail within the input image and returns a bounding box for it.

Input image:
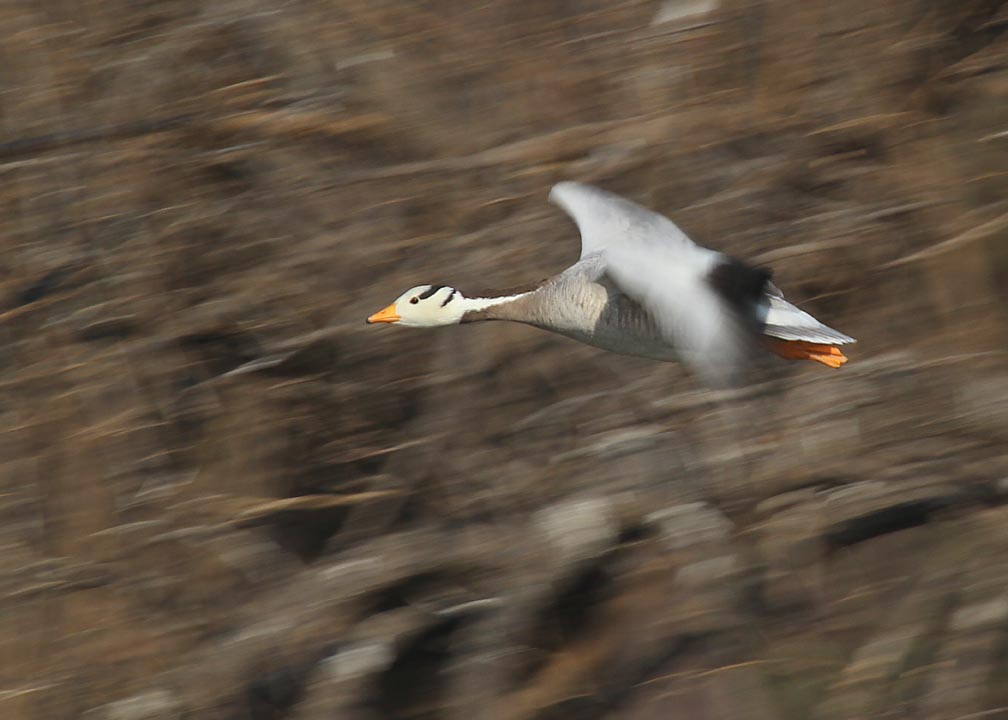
[760,289,855,369]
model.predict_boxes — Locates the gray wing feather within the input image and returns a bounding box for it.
[549,182,700,259]
[549,182,751,386]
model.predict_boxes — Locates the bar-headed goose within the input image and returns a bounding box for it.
[367,182,855,387]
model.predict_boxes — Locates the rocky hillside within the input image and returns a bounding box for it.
[1,1,1007,718]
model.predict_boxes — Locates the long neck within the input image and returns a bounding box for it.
[458,290,537,323]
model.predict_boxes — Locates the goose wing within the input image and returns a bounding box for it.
[549,181,754,386]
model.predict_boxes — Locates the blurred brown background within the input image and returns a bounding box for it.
[1,1,1007,718]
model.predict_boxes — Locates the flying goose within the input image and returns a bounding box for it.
[366,182,855,387]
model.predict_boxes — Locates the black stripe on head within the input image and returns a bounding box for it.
[418,285,445,300]
[707,258,772,313]
[440,289,456,307]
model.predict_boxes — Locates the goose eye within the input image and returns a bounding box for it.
[410,297,419,304]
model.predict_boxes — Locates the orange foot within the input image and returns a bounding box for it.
[767,339,848,369]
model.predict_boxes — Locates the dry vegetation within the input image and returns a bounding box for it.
[1,1,1007,718]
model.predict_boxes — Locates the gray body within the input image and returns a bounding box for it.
[472,256,682,362]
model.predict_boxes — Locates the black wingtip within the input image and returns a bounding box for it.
[707,258,772,312]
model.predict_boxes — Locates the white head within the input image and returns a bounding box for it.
[366,285,466,327]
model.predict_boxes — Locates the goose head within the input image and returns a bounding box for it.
[366,285,464,327]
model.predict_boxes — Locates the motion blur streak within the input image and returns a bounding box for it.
[0,2,1006,719]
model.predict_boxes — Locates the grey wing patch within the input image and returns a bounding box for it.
[549,183,755,386]
[549,181,700,259]
[558,251,608,282]
[603,245,753,387]
[562,253,641,312]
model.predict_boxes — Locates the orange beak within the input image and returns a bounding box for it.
[366,303,400,324]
